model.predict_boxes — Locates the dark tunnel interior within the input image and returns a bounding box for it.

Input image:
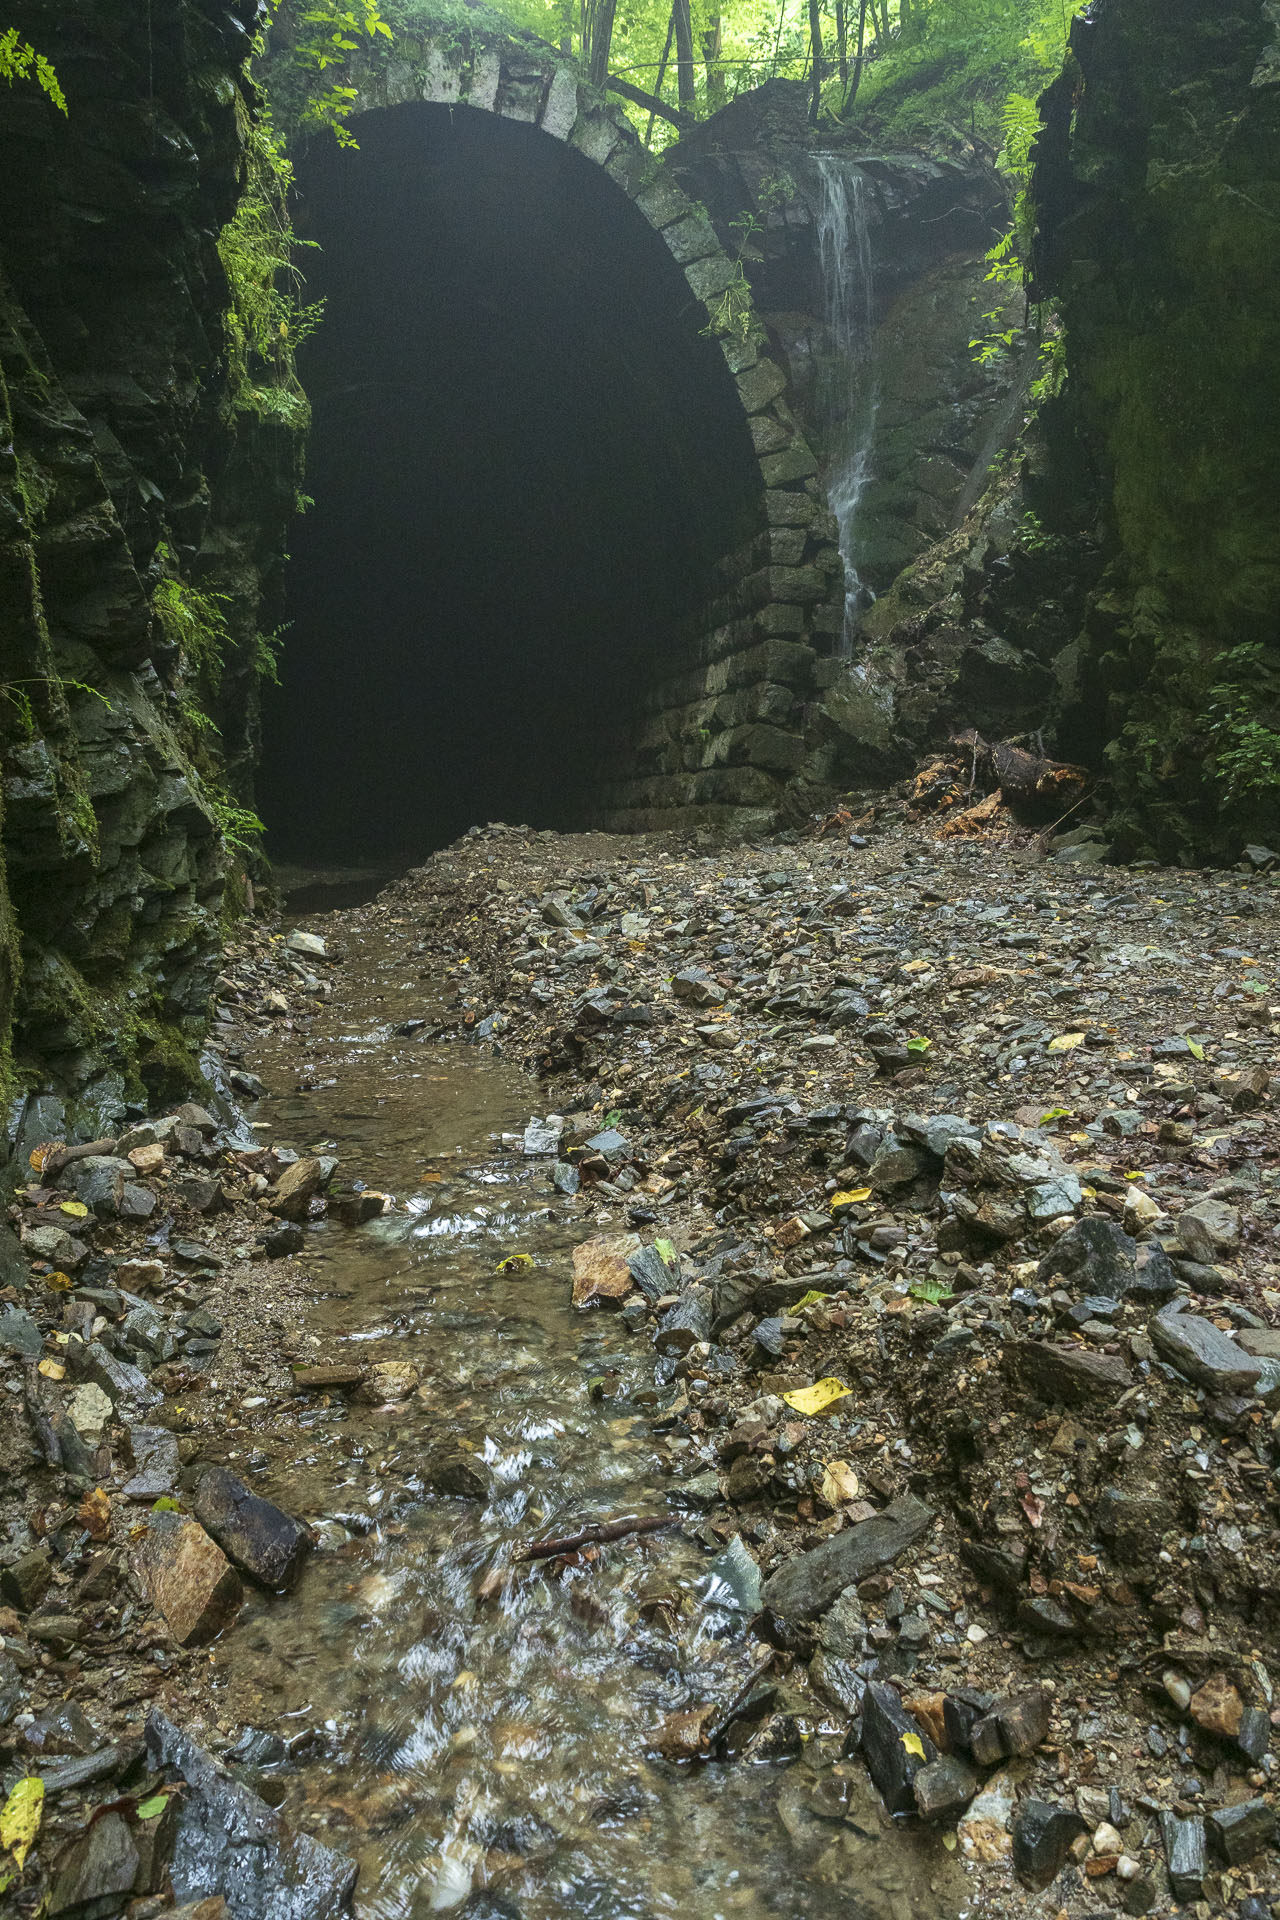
[257,102,764,864]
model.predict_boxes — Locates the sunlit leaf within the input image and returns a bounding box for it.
[782,1377,851,1416]
[0,1776,43,1871]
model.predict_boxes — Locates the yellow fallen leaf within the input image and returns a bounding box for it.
[0,1775,43,1871]
[782,1377,852,1417]
[831,1188,872,1210]
[901,1729,926,1760]
[496,1253,534,1272]
[791,1289,830,1311]
[44,1271,72,1291]
[60,1201,89,1219]
[1047,1033,1085,1053]
[820,1460,861,1506]
[37,1360,65,1381]
[942,1830,958,1851]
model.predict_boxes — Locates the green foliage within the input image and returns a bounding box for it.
[152,546,232,689]
[269,0,394,145]
[0,27,66,111]
[216,115,321,425]
[1207,643,1280,809]
[701,211,761,342]
[209,796,268,852]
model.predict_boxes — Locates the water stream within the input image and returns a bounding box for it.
[814,155,879,656]
[210,911,962,1919]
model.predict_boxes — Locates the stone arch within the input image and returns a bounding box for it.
[292,32,845,828]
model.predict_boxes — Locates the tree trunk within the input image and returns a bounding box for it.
[835,0,847,83]
[807,0,823,122]
[673,0,697,112]
[840,0,870,115]
[702,15,725,111]
[587,0,618,88]
[645,3,677,147]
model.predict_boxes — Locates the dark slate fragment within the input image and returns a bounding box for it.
[46,1809,139,1917]
[860,1680,936,1814]
[1035,1214,1176,1303]
[627,1243,672,1302]
[1160,1810,1207,1900]
[913,1754,978,1821]
[761,1495,935,1626]
[193,1466,312,1592]
[145,1710,358,1920]
[654,1285,712,1355]
[1005,1339,1132,1405]
[1012,1800,1086,1887]
[1208,1798,1275,1865]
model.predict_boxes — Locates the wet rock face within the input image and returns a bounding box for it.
[0,0,301,1116]
[1032,0,1280,856]
[670,102,1021,600]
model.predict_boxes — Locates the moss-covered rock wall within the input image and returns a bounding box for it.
[1034,0,1280,857]
[0,0,303,1129]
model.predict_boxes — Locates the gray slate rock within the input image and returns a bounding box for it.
[1161,1810,1207,1900]
[46,1809,139,1917]
[193,1467,313,1591]
[123,1426,180,1500]
[861,1680,936,1813]
[1208,1798,1275,1865]
[702,1534,762,1616]
[1036,1214,1177,1303]
[0,1306,42,1358]
[761,1494,935,1626]
[654,1285,712,1355]
[914,1754,978,1821]
[1012,1800,1086,1887]
[1006,1339,1132,1405]
[145,1710,358,1919]
[1150,1309,1262,1394]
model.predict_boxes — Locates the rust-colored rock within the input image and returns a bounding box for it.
[571,1236,635,1308]
[267,1156,323,1220]
[1189,1672,1245,1740]
[131,1511,243,1646]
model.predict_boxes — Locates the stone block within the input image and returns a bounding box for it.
[759,442,819,486]
[736,358,788,414]
[540,63,578,139]
[634,173,690,227]
[467,48,501,111]
[684,253,739,302]
[662,211,720,264]
[570,110,622,166]
[193,1466,313,1592]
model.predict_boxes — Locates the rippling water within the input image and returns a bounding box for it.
[216,916,964,1920]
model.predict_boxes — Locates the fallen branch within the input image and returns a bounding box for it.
[42,1137,118,1180]
[515,1512,674,1562]
[605,74,690,128]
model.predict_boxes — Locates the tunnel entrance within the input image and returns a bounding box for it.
[257,101,765,863]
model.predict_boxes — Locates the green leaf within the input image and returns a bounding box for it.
[905,1035,932,1053]
[1186,1037,1205,1060]
[909,1277,954,1304]
[654,1238,677,1266]
[151,1495,182,1513]
[135,1792,170,1822]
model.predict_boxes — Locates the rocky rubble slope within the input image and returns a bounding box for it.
[385,807,1280,1913]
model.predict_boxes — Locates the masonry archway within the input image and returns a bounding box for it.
[258,41,843,859]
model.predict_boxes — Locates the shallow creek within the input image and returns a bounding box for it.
[210,917,962,1920]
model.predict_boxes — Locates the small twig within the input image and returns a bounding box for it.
[515,1513,673,1562]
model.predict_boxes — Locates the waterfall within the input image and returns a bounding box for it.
[814,154,878,658]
